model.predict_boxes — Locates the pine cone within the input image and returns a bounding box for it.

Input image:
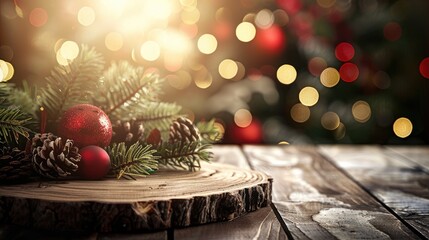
[32,137,81,179]
[111,120,144,146]
[169,117,201,143]
[0,147,35,183]
[31,133,57,152]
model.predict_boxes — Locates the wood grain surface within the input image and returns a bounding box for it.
[320,145,429,238]
[0,160,272,232]
[175,145,287,240]
[244,145,418,239]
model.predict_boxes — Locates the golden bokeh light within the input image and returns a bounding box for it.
[59,41,79,60]
[290,103,310,123]
[393,117,413,138]
[299,87,319,107]
[234,109,252,128]
[352,100,371,123]
[236,22,256,42]
[218,59,238,79]
[278,141,290,144]
[105,32,123,51]
[194,65,213,89]
[167,71,192,90]
[255,9,274,29]
[140,41,161,61]
[334,122,346,140]
[181,8,200,24]
[78,6,95,26]
[0,60,11,82]
[180,0,197,8]
[56,51,69,66]
[321,112,340,130]
[277,64,297,84]
[197,34,218,54]
[320,67,340,87]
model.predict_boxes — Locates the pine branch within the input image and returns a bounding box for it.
[96,61,164,121]
[196,119,224,143]
[135,102,183,138]
[0,106,32,144]
[107,142,159,180]
[156,141,212,171]
[0,83,12,107]
[8,81,39,119]
[41,45,104,122]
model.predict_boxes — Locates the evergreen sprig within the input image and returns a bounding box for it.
[8,81,39,119]
[136,102,182,137]
[156,141,212,171]
[107,142,159,179]
[196,119,224,144]
[96,61,164,121]
[0,106,32,144]
[41,45,104,122]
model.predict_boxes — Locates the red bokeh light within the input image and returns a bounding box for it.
[420,57,429,79]
[339,62,359,82]
[383,22,402,41]
[227,119,263,144]
[277,0,302,15]
[335,42,355,62]
[256,25,286,54]
[29,8,48,27]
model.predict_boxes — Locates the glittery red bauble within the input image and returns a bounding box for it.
[78,145,111,180]
[58,104,112,148]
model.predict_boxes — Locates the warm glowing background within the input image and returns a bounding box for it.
[1,0,429,144]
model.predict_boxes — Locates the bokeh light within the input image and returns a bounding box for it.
[334,122,346,140]
[393,117,413,138]
[299,87,319,107]
[29,8,48,27]
[383,22,402,41]
[197,34,218,54]
[141,41,161,61]
[105,32,123,51]
[59,41,79,60]
[218,59,238,79]
[321,112,340,130]
[167,71,192,90]
[290,103,310,123]
[308,57,327,77]
[234,109,252,128]
[255,9,274,29]
[236,22,256,42]
[339,62,359,82]
[255,25,285,53]
[181,7,200,24]
[335,42,355,62]
[320,67,340,87]
[352,101,371,123]
[317,0,336,8]
[276,64,297,84]
[78,6,95,27]
[420,57,429,79]
[0,60,14,82]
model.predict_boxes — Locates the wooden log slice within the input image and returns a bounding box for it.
[0,162,272,233]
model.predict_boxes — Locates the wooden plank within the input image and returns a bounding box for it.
[175,207,287,240]
[387,146,429,172]
[175,145,288,240]
[244,145,418,239]
[320,145,429,238]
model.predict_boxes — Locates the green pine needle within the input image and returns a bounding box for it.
[41,45,104,122]
[157,141,212,171]
[95,61,164,121]
[0,106,32,144]
[196,118,224,143]
[107,142,159,180]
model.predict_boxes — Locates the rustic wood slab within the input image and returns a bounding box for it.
[175,145,287,239]
[0,161,272,233]
[244,145,418,239]
[320,145,429,238]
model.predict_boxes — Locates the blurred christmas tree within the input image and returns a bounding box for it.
[1,0,428,144]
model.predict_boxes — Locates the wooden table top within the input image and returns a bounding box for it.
[1,145,428,240]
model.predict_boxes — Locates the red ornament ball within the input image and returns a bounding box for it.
[78,145,111,180]
[58,104,112,148]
